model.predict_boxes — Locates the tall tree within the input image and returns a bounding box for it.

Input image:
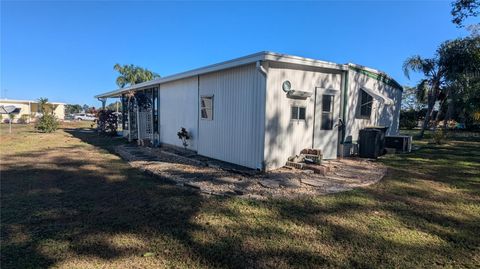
[37,97,53,114]
[65,104,82,114]
[439,36,480,128]
[401,86,426,111]
[451,0,479,26]
[82,104,90,113]
[403,56,446,137]
[113,64,160,88]
[105,101,122,112]
[113,64,159,142]
[404,36,480,136]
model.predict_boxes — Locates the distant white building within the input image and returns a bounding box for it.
[95,52,402,170]
[0,99,65,123]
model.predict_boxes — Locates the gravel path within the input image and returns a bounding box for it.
[115,144,387,199]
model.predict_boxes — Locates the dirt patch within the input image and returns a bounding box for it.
[115,144,387,199]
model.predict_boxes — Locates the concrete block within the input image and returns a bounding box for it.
[304,164,330,176]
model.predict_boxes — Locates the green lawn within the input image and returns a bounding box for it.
[1,123,479,268]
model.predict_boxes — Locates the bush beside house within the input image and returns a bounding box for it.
[35,114,59,133]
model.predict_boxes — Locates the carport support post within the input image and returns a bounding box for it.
[136,99,140,142]
[98,97,107,109]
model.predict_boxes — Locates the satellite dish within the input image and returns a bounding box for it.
[0,105,16,114]
[282,80,292,92]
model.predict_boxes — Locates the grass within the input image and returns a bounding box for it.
[1,123,479,268]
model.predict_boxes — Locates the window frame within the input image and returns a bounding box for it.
[320,94,335,130]
[200,95,214,121]
[358,88,374,119]
[290,105,306,122]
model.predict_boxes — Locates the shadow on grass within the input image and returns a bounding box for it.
[1,128,479,268]
[1,144,204,267]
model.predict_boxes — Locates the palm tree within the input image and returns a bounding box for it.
[37,97,52,115]
[113,64,159,141]
[113,64,160,88]
[403,56,446,138]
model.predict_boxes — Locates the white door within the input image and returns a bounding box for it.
[313,87,341,159]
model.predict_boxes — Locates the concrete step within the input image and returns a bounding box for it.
[304,164,330,176]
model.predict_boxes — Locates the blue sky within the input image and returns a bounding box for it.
[1,1,473,106]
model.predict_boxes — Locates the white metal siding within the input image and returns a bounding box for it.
[198,64,265,169]
[345,70,402,142]
[264,62,342,170]
[159,77,199,150]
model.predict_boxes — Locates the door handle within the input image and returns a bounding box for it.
[334,119,345,128]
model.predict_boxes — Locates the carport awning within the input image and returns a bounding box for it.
[362,87,394,106]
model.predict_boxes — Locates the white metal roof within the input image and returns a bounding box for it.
[95,51,348,98]
[0,99,66,105]
[95,51,401,98]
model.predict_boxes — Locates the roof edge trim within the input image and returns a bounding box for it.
[95,52,398,99]
[348,64,403,91]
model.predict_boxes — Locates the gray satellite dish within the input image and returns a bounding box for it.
[0,105,17,114]
[282,80,292,93]
[0,105,18,134]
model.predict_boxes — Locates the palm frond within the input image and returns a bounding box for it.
[403,55,425,79]
[416,79,430,103]
[113,63,123,73]
[113,63,160,87]
[116,76,127,88]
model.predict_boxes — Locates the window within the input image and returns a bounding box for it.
[291,106,306,121]
[201,96,214,120]
[321,95,334,130]
[359,89,373,118]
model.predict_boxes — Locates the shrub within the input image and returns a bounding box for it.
[400,110,419,129]
[18,114,29,124]
[35,114,59,133]
[177,127,190,150]
[400,118,417,129]
[96,110,118,136]
[432,129,447,144]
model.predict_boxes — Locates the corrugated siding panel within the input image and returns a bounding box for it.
[346,71,402,142]
[198,64,265,169]
[159,77,199,150]
[264,62,342,170]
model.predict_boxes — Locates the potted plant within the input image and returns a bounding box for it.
[177,127,190,150]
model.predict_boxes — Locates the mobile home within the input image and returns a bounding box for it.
[0,99,65,123]
[95,52,402,170]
